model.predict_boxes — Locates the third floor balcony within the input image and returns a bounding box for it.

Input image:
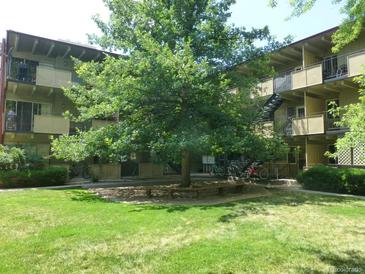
[8,57,74,89]
[260,48,365,96]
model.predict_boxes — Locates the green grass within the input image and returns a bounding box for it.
[0,190,364,273]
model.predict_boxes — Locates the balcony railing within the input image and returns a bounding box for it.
[33,115,70,135]
[274,72,292,93]
[287,114,325,136]
[258,48,365,96]
[8,58,38,84]
[5,114,69,135]
[323,55,348,81]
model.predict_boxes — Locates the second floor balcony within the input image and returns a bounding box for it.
[282,112,346,137]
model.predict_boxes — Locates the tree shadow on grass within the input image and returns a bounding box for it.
[296,248,365,273]
[128,192,361,217]
[66,190,109,203]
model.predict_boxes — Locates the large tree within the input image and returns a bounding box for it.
[52,0,287,186]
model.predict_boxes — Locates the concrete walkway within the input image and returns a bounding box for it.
[284,187,365,200]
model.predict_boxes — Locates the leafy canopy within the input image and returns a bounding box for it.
[52,0,287,165]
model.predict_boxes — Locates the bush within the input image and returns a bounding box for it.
[0,145,25,170]
[0,167,68,188]
[297,165,365,195]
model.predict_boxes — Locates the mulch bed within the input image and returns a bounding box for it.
[90,181,271,203]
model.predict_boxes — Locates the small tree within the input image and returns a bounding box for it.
[52,0,287,186]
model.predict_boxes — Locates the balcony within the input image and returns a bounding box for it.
[274,72,292,93]
[348,50,365,77]
[33,115,70,135]
[258,48,365,97]
[291,114,325,136]
[292,64,323,90]
[323,55,348,81]
[36,65,72,89]
[8,58,38,84]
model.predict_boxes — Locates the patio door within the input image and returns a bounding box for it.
[16,102,32,132]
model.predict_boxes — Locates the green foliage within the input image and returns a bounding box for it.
[297,165,365,195]
[270,0,365,52]
[52,0,288,170]
[326,74,365,160]
[0,145,26,170]
[0,167,68,188]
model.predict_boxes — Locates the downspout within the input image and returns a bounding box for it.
[0,38,6,144]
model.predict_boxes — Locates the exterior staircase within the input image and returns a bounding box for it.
[261,93,283,121]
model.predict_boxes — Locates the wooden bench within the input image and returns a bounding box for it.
[145,183,246,199]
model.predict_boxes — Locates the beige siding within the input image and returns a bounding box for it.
[292,64,322,90]
[306,64,322,86]
[306,143,327,167]
[139,163,164,178]
[36,65,72,88]
[348,51,365,77]
[305,94,325,116]
[292,115,325,136]
[89,164,121,180]
[33,115,70,135]
[292,70,306,90]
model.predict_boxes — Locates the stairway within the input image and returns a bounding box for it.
[261,93,283,121]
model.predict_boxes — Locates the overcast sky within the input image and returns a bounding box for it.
[0,0,344,47]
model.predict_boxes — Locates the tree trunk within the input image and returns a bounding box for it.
[180,150,191,187]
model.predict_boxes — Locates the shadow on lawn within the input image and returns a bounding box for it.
[296,248,365,273]
[66,190,109,203]
[128,192,359,219]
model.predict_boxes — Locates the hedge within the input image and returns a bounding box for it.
[0,167,68,188]
[297,165,365,195]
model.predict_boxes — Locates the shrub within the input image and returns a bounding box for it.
[0,167,68,188]
[0,145,26,170]
[297,165,365,195]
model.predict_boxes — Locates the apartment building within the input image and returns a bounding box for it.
[1,27,364,179]
[258,27,365,176]
[0,31,123,178]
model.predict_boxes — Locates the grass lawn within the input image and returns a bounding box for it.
[0,189,364,273]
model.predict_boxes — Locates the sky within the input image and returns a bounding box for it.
[0,0,345,48]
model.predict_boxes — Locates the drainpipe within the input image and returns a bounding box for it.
[0,38,6,144]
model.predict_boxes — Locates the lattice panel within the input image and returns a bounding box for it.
[353,145,365,166]
[338,149,352,166]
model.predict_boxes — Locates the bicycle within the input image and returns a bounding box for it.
[228,160,269,181]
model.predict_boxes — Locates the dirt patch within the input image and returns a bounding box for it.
[89,182,273,205]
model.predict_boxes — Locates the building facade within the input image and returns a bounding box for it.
[258,27,365,176]
[1,27,365,179]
